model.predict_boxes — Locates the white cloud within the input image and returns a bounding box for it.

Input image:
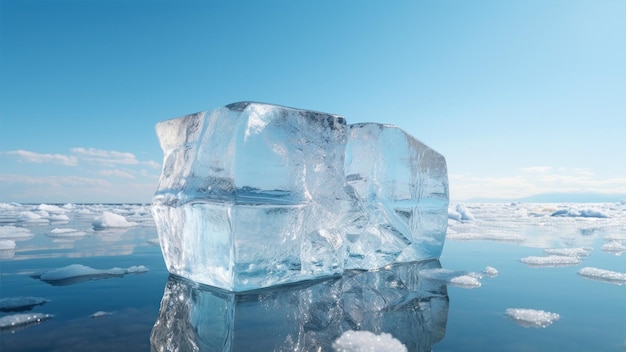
[142,160,161,169]
[1,150,78,166]
[98,169,136,179]
[450,167,626,200]
[71,147,139,166]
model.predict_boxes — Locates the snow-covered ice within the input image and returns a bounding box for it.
[601,241,626,254]
[543,247,592,257]
[332,330,408,352]
[505,308,560,328]
[519,255,581,267]
[0,225,33,240]
[0,313,53,330]
[578,267,626,285]
[92,211,137,229]
[0,297,49,312]
[0,239,16,250]
[483,266,499,277]
[152,102,448,291]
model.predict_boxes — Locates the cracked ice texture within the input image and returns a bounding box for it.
[152,102,448,291]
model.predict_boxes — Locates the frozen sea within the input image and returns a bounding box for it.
[1,201,625,351]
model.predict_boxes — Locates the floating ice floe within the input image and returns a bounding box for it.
[543,247,592,258]
[578,267,626,285]
[33,264,148,285]
[17,211,49,223]
[90,311,112,318]
[483,266,499,277]
[505,308,560,328]
[418,268,482,288]
[0,313,54,330]
[601,241,626,254]
[46,228,88,239]
[0,297,50,312]
[0,239,16,250]
[0,225,33,240]
[332,330,407,352]
[92,211,137,230]
[445,231,524,243]
[519,255,581,267]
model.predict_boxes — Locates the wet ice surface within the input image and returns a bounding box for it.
[1,201,626,351]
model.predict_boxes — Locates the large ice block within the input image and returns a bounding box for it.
[152,102,448,291]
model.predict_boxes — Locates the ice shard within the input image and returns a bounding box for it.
[152,102,448,291]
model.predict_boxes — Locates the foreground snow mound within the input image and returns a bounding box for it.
[333,330,408,352]
[0,297,49,312]
[92,211,137,229]
[578,267,626,285]
[0,313,53,330]
[34,264,148,285]
[505,308,560,328]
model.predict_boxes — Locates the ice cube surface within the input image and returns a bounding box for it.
[152,102,448,291]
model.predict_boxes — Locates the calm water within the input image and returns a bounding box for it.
[1,203,625,351]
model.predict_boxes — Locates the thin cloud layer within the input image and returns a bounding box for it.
[1,150,78,166]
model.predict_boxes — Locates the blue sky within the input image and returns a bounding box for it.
[1,0,625,203]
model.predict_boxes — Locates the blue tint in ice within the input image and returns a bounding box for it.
[0,297,49,312]
[0,313,54,330]
[152,102,448,291]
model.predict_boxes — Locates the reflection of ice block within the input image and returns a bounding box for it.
[150,260,449,352]
[152,102,350,291]
[344,123,449,269]
[152,102,449,291]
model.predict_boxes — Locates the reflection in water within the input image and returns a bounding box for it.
[151,260,448,351]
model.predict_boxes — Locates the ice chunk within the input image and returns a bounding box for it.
[0,297,49,312]
[505,308,560,328]
[0,239,16,250]
[90,311,112,318]
[33,264,148,285]
[578,267,626,285]
[544,247,592,258]
[332,331,407,352]
[0,225,33,240]
[92,211,137,229]
[344,123,448,269]
[0,313,53,330]
[151,260,448,352]
[418,268,482,288]
[601,241,626,254]
[152,102,448,291]
[519,255,581,267]
[483,266,499,277]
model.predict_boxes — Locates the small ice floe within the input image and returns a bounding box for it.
[505,308,560,328]
[483,266,499,277]
[46,228,88,239]
[33,264,149,286]
[544,247,592,258]
[0,313,53,330]
[418,268,482,288]
[332,330,407,352]
[445,231,524,243]
[17,211,49,223]
[92,211,137,230]
[519,255,581,268]
[0,225,33,240]
[578,267,626,285]
[601,241,626,255]
[90,311,112,318]
[0,239,16,250]
[0,296,50,312]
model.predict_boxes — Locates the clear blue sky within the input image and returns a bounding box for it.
[1,0,625,203]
